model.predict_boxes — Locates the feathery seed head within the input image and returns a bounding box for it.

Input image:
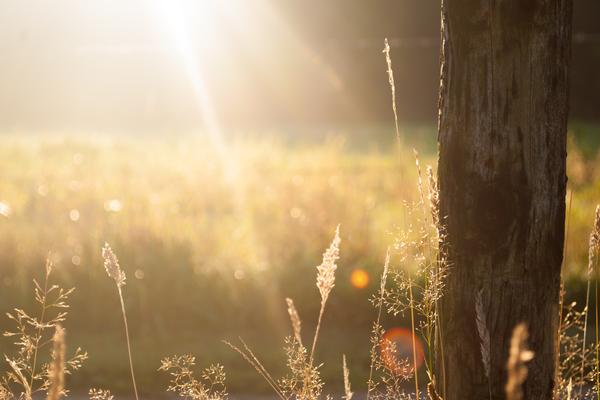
[342,354,353,400]
[285,298,302,345]
[89,389,114,400]
[506,323,534,400]
[475,289,491,379]
[316,225,340,305]
[381,249,390,295]
[588,205,600,277]
[102,243,126,287]
[426,166,440,229]
[0,384,10,400]
[47,325,65,400]
[45,257,54,278]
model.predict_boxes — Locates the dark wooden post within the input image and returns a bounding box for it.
[436,1,573,398]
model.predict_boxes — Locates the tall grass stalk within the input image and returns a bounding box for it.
[29,259,54,394]
[223,340,285,400]
[580,206,600,397]
[3,259,86,400]
[426,165,447,398]
[117,286,139,400]
[408,275,419,400]
[310,225,340,364]
[366,249,390,400]
[226,227,339,400]
[595,263,600,400]
[47,325,65,400]
[102,243,140,400]
[383,38,400,142]
[555,189,573,399]
[596,266,599,400]
[415,153,442,385]
[593,206,600,400]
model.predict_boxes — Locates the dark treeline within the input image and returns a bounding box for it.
[273,0,600,123]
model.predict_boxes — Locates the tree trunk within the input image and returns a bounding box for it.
[436,1,572,399]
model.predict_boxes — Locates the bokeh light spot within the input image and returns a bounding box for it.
[380,327,425,374]
[69,209,80,222]
[104,199,123,213]
[0,201,11,217]
[135,269,145,280]
[234,269,245,280]
[290,207,302,219]
[73,153,84,165]
[37,185,48,197]
[350,268,369,289]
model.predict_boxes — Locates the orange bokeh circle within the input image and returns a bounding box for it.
[380,327,425,374]
[350,268,369,289]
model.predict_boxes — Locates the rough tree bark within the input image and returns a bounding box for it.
[436,1,573,399]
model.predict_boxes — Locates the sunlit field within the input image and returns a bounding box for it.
[2,0,600,398]
[0,126,599,395]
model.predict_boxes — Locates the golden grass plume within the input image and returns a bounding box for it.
[505,323,534,400]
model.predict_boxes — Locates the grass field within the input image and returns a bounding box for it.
[0,126,599,395]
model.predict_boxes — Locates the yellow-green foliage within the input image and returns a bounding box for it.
[0,134,595,285]
[0,135,418,280]
[0,132,598,394]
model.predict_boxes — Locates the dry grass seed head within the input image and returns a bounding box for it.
[554,301,600,398]
[383,38,400,141]
[101,243,126,287]
[89,388,114,400]
[316,225,341,306]
[279,337,323,400]
[381,249,390,296]
[2,262,85,400]
[342,355,353,400]
[505,323,534,400]
[46,326,65,400]
[475,289,491,379]
[367,326,414,399]
[0,384,12,400]
[587,205,600,278]
[426,166,440,231]
[159,355,227,400]
[285,298,303,346]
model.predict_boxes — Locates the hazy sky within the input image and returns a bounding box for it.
[0,1,353,133]
[0,1,443,134]
[1,1,598,134]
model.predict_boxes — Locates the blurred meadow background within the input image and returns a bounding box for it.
[1,0,600,396]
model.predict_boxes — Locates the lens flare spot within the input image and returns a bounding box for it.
[234,269,245,280]
[290,207,303,219]
[380,327,425,375]
[37,185,48,197]
[69,209,80,222]
[0,201,11,217]
[350,268,369,289]
[73,153,84,165]
[104,199,123,212]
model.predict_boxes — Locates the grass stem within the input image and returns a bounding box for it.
[408,275,420,400]
[118,287,139,400]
